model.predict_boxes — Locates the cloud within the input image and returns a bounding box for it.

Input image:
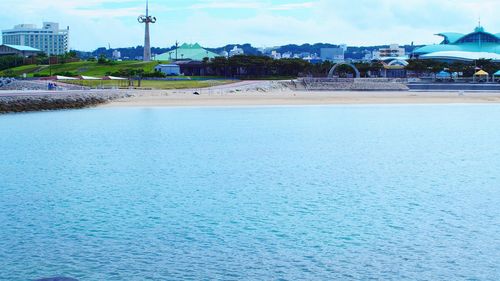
[269,2,315,10]
[187,1,315,11]
[188,1,262,9]
[0,0,498,50]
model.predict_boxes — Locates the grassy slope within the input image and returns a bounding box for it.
[2,60,237,90]
[0,61,166,77]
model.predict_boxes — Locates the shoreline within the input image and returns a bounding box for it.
[102,90,500,108]
[2,87,500,114]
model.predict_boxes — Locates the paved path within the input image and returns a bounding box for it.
[206,80,267,90]
[0,81,264,97]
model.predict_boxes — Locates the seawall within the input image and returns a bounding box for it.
[286,78,409,91]
[408,83,500,91]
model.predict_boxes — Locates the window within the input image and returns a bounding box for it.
[456,32,499,44]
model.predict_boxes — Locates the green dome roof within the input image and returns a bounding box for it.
[156,43,220,61]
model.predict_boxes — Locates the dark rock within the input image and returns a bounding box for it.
[0,92,129,114]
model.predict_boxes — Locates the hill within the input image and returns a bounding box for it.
[0,61,164,77]
[76,43,422,61]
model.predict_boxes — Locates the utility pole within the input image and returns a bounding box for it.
[175,41,179,61]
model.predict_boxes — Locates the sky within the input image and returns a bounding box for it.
[0,0,498,51]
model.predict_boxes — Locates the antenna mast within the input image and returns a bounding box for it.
[138,0,156,61]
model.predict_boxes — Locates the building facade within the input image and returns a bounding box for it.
[112,50,122,60]
[413,26,500,62]
[156,43,219,61]
[320,48,345,62]
[229,46,244,57]
[0,44,42,57]
[154,64,181,76]
[373,44,406,59]
[2,22,69,55]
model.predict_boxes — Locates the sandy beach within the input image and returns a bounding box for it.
[3,81,500,114]
[103,90,500,107]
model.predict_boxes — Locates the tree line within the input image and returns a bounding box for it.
[2,52,499,78]
[201,56,498,78]
[405,59,499,77]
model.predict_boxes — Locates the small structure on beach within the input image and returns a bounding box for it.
[102,76,127,80]
[40,75,78,81]
[436,70,452,81]
[493,70,500,82]
[77,75,100,80]
[473,70,489,82]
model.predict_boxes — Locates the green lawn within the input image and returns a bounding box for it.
[0,60,168,77]
[0,65,49,77]
[64,79,235,90]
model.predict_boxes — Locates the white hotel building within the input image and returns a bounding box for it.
[2,22,69,55]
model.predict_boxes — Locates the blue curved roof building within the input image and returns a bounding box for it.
[413,26,500,62]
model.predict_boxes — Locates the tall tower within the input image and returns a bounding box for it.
[138,0,156,61]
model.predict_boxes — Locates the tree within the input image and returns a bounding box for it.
[67,50,78,58]
[475,59,497,75]
[405,60,427,76]
[97,54,108,64]
[0,55,24,73]
[35,52,48,65]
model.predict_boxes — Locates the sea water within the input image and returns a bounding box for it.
[0,105,499,281]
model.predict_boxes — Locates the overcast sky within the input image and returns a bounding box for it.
[0,0,498,51]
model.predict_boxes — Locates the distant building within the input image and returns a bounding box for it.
[220,50,229,58]
[270,50,281,59]
[281,52,293,59]
[363,51,373,61]
[112,50,121,60]
[156,43,220,61]
[381,65,407,78]
[154,64,181,76]
[320,48,345,62]
[0,44,42,57]
[229,46,244,57]
[373,44,405,59]
[413,25,500,62]
[2,22,69,55]
[298,52,311,59]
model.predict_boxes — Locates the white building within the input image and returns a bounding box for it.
[372,44,405,59]
[363,52,373,61]
[270,50,281,59]
[229,46,244,57]
[155,64,181,76]
[112,50,121,60]
[2,22,69,55]
[219,50,229,58]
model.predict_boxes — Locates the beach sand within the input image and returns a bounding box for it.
[103,90,500,107]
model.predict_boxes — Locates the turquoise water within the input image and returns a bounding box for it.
[0,105,499,281]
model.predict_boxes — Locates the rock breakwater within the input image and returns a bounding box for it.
[0,91,131,114]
